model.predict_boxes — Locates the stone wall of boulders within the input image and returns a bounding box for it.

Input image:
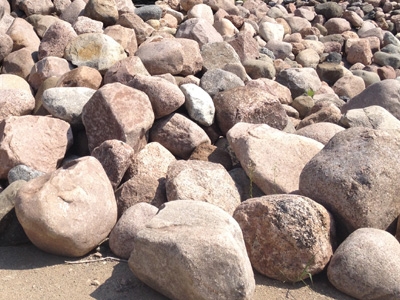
[0,0,400,298]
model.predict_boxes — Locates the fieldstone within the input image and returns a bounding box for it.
[296,48,320,68]
[0,74,31,92]
[187,4,213,24]
[135,38,202,76]
[345,39,373,66]
[103,24,137,56]
[115,142,176,215]
[6,17,40,51]
[135,5,163,22]
[180,0,202,11]
[150,113,211,159]
[166,160,240,215]
[60,0,86,24]
[245,78,292,105]
[129,200,255,300]
[229,168,264,202]
[377,66,396,80]
[328,228,400,300]
[20,0,54,16]
[1,48,36,80]
[203,0,239,15]
[341,105,400,130]
[91,139,134,190]
[26,14,60,38]
[175,18,223,47]
[56,66,103,89]
[342,10,363,28]
[38,20,77,60]
[15,156,117,257]
[259,21,284,42]
[294,8,315,22]
[82,82,154,153]
[226,31,259,62]
[0,89,35,122]
[300,127,400,237]
[297,101,342,129]
[115,0,135,14]
[109,203,158,259]
[72,16,104,34]
[180,83,214,126]
[0,181,26,223]
[233,194,335,282]
[28,56,72,91]
[332,75,365,99]
[285,16,311,33]
[189,143,232,171]
[242,59,276,80]
[315,2,343,19]
[266,40,293,60]
[83,0,118,27]
[276,67,322,99]
[0,32,12,61]
[292,95,314,119]
[373,51,400,69]
[383,31,400,47]
[316,63,345,86]
[8,165,45,184]
[199,69,244,98]
[200,42,241,71]
[42,87,96,126]
[64,33,127,74]
[296,122,344,145]
[341,79,400,119]
[0,116,72,179]
[213,86,288,135]
[351,70,380,87]
[325,18,351,34]
[103,56,150,85]
[33,77,58,115]
[116,12,155,45]
[227,123,323,195]
[129,74,185,119]
[214,18,238,37]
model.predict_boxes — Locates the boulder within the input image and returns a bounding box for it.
[341,106,400,130]
[103,56,150,85]
[8,165,45,184]
[328,228,400,300]
[15,156,118,257]
[128,200,255,300]
[175,18,223,47]
[1,48,36,80]
[56,66,102,89]
[6,17,40,51]
[83,0,118,27]
[0,89,35,122]
[276,68,322,99]
[228,168,264,202]
[295,122,345,145]
[200,69,244,98]
[103,24,137,56]
[166,160,241,215]
[200,42,241,72]
[245,78,292,105]
[189,143,233,171]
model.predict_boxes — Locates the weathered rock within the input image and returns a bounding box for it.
[245,78,292,105]
[8,165,45,184]
[300,127,400,237]
[332,75,365,99]
[276,68,322,98]
[72,16,104,34]
[128,200,255,300]
[213,86,288,135]
[346,39,373,66]
[0,32,12,61]
[64,33,127,74]
[135,5,163,22]
[56,66,102,89]
[91,139,134,190]
[296,48,320,68]
[341,106,400,130]
[227,123,323,195]
[0,74,31,92]
[103,24,137,56]
[315,2,343,19]
[0,181,26,223]
[233,194,335,282]
[166,160,240,215]
[115,142,176,215]
[292,95,314,119]
[328,228,400,300]
[297,100,343,129]
[296,122,345,145]
[324,18,351,34]
[373,51,400,69]
[42,87,96,126]
[116,12,155,45]
[1,47,36,80]
[228,168,264,202]
[60,0,87,24]
[83,0,118,27]
[200,41,241,72]
[200,69,244,98]
[129,74,185,119]
[20,0,54,16]
[82,82,154,153]
[6,17,40,51]
[26,14,61,38]
[103,56,150,85]
[135,38,202,76]
[15,156,117,257]
[316,63,345,86]
[189,143,232,171]
[0,89,35,122]
[351,70,380,88]
[242,59,276,80]
[109,202,158,259]
[0,116,73,179]
[226,31,259,62]
[150,113,211,159]
[175,18,223,47]
[259,21,284,42]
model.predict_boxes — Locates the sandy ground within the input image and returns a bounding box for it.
[0,243,355,300]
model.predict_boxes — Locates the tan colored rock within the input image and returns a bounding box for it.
[82,83,154,153]
[26,14,59,38]
[332,75,365,99]
[129,200,255,300]
[234,194,335,282]
[0,89,35,122]
[175,18,223,48]
[150,113,211,159]
[0,115,72,179]
[296,122,344,145]
[1,48,36,80]
[246,78,292,105]
[0,74,31,92]
[20,0,54,16]
[226,31,259,62]
[104,24,137,56]
[72,16,104,34]
[109,202,158,259]
[103,56,150,85]
[91,139,134,190]
[180,0,203,11]
[214,18,238,38]
[297,101,342,129]
[200,41,241,71]
[227,122,323,195]
[60,0,89,24]
[83,0,118,27]
[6,17,40,51]
[55,66,102,89]
[189,143,232,171]
[0,32,13,61]
[346,38,373,66]
[115,142,176,215]
[166,160,240,215]
[325,18,351,34]
[15,156,117,257]
[117,12,155,45]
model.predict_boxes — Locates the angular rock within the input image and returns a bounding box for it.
[103,24,137,56]
[226,31,259,62]
[276,68,322,98]
[175,18,223,47]
[300,127,400,237]
[200,69,244,98]
[83,0,118,27]
[297,101,342,129]
[72,16,104,34]
[103,56,150,85]
[64,33,127,74]
[0,116,73,179]
[60,0,87,24]
[8,165,45,184]
[166,160,241,215]
[91,139,134,190]
[0,89,35,122]
[213,86,288,135]
[115,142,176,215]
[128,200,255,300]
[180,83,215,126]
[233,194,335,282]
[116,12,155,45]
[229,168,264,202]
[341,106,400,130]
[346,39,373,66]
[328,228,400,300]
[227,123,323,195]
[129,74,185,119]
[245,78,292,105]
[109,202,158,259]
[200,41,241,72]
[15,156,117,257]
[20,0,54,16]
[82,82,154,152]
[296,122,344,145]
[42,87,96,126]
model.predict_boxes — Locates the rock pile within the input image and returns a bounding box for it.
[0,0,400,298]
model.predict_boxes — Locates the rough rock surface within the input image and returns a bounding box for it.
[128,200,255,300]
[15,156,117,257]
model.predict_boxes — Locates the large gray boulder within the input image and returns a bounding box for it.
[300,127,400,237]
[328,228,400,300]
[128,200,255,300]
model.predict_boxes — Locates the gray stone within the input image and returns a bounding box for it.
[135,5,162,21]
[295,122,345,145]
[340,106,400,130]
[373,51,400,69]
[276,68,322,99]
[200,69,244,98]
[8,165,45,184]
